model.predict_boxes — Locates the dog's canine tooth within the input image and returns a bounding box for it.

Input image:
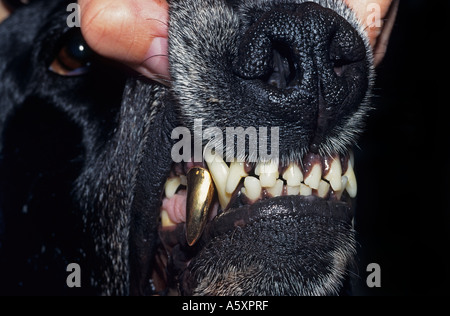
[204,151,231,209]
[282,163,303,187]
[344,160,357,198]
[267,179,284,197]
[299,183,312,196]
[164,177,182,199]
[226,161,248,194]
[255,161,279,188]
[317,180,331,198]
[242,176,262,201]
[185,167,215,246]
[323,156,343,191]
[304,163,322,190]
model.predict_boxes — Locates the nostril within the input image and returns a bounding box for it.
[332,59,349,77]
[265,42,299,89]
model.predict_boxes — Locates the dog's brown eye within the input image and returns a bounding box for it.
[49,31,93,77]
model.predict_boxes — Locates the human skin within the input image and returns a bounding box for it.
[79,0,170,84]
[0,0,11,23]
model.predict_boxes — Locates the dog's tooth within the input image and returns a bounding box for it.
[317,180,331,198]
[164,177,181,199]
[161,210,176,228]
[304,163,322,190]
[185,167,215,246]
[204,151,231,209]
[287,185,300,196]
[242,176,262,201]
[180,175,187,186]
[335,176,348,200]
[299,183,312,196]
[324,156,343,191]
[256,161,279,188]
[267,179,284,197]
[282,163,303,187]
[226,161,248,194]
[344,160,357,198]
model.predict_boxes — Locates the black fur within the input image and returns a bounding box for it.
[0,0,374,295]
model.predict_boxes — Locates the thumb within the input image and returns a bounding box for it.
[79,0,170,84]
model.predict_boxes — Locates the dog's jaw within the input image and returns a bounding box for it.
[138,0,375,296]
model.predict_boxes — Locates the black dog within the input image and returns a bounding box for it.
[0,0,390,295]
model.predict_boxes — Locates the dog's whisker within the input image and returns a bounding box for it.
[137,72,171,85]
[363,18,389,32]
[145,17,169,28]
[140,54,169,67]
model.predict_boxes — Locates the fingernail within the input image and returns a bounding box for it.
[142,37,170,83]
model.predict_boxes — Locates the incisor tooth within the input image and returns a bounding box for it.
[304,164,321,190]
[242,176,262,201]
[282,163,303,186]
[287,185,300,196]
[204,151,231,209]
[185,167,215,246]
[256,161,279,188]
[164,177,181,199]
[299,183,312,196]
[267,179,284,197]
[226,161,248,194]
[317,180,330,198]
[324,157,343,191]
[344,160,357,198]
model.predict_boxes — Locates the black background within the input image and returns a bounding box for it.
[1,0,449,297]
[354,0,450,295]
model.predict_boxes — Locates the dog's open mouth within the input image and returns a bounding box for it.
[152,150,356,295]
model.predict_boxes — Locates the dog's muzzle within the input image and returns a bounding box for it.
[150,1,371,296]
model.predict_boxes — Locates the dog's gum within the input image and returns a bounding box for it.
[302,153,322,177]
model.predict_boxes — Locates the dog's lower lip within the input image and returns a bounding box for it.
[203,195,354,242]
[156,194,354,295]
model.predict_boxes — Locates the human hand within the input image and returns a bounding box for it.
[79,0,170,84]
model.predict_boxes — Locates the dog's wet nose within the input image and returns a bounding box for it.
[233,2,370,153]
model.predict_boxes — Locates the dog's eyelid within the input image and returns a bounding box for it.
[48,60,91,77]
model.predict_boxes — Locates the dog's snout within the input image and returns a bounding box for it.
[233,2,370,153]
[234,2,366,86]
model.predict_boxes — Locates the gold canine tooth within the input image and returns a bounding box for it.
[186,167,215,246]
